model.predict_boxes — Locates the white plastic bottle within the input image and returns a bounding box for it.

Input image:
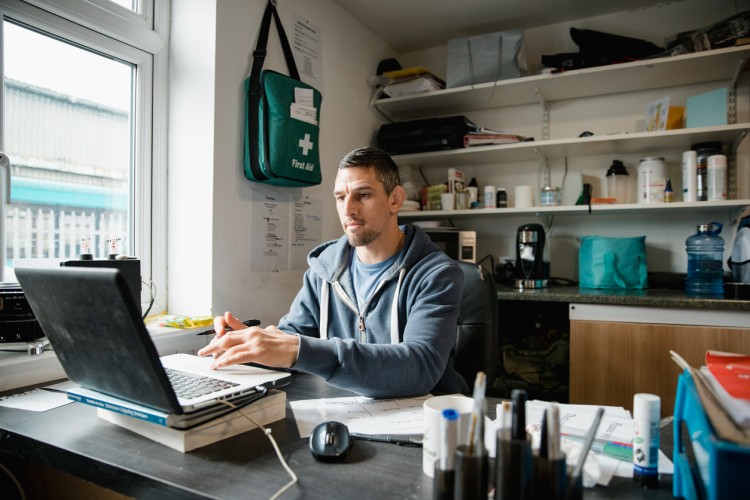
[633,393,660,489]
[707,154,727,201]
[681,150,698,202]
[637,157,667,204]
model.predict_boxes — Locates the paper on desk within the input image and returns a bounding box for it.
[525,400,634,444]
[0,380,77,412]
[290,395,430,438]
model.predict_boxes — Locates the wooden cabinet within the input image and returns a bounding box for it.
[569,304,750,416]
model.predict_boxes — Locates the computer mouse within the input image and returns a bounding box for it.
[309,421,352,462]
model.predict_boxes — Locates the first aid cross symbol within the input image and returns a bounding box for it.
[299,134,314,156]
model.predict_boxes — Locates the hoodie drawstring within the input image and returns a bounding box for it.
[319,267,406,345]
[320,280,329,339]
[389,268,406,345]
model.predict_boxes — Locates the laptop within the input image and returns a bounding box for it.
[15,266,290,425]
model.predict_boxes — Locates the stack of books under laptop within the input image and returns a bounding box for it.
[73,386,287,453]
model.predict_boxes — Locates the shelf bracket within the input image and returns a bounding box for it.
[534,87,550,140]
[727,57,745,125]
[534,147,551,187]
[369,88,395,123]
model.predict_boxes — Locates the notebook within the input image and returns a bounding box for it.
[15,266,290,421]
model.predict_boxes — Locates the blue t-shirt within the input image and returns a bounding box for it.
[350,247,399,312]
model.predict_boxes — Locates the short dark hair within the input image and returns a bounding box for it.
[338,147,401,195]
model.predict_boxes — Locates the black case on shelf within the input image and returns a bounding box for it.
[376,115,476,155]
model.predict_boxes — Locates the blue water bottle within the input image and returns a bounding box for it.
[685,222,725,295]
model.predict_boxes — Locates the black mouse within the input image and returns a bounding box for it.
[309,421,352,462]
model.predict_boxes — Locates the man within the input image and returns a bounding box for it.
[198,147,468,398]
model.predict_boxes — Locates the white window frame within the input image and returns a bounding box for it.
[0,0,169,315]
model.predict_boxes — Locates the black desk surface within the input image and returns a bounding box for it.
[0,373,674,499]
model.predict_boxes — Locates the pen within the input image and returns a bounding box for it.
[196,319,260,336]
[440,408,459,471]
[349,433,422,447]
[568,406,605,495]
[467,371,486,455]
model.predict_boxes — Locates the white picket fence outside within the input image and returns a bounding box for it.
[6,205,128,260]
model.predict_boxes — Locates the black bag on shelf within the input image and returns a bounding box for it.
[376,115,477,155]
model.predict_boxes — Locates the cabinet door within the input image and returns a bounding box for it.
[570,320,750,415]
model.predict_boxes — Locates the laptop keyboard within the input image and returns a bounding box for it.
[165,368,240,400]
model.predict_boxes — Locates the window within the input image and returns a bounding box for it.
[1,0,168,313]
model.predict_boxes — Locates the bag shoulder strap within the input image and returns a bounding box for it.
[250,0,300,90]
[247,1,301,183]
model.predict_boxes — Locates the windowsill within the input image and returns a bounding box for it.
[0,326,210,392]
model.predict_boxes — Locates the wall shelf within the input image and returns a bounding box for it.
[398,200,750,221]
[375,45,750,121]
[391,124,750,169]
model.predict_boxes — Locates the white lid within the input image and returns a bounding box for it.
[633,393,661,419]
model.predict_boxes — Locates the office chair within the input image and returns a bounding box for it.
[454,261,499,393]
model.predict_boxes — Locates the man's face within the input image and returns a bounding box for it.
[334,167,395,247]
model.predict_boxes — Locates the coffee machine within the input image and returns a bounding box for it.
[514,223,549,288]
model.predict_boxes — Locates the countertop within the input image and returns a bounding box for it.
[496,284,750,311]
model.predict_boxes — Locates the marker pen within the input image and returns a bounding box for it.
[495,389,532,500]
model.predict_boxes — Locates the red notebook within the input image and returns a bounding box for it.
[706,351,750,401]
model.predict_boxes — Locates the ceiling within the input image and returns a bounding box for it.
[332,0,667,52]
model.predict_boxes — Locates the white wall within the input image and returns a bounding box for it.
[168,0,392,322]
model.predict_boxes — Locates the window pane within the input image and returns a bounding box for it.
[109,0,139,13]
[3,21,134,280]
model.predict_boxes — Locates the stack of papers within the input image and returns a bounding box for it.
[671,350,750,445]
[381,66,445,98]
[703,351,750,430]
[289,395,429,438]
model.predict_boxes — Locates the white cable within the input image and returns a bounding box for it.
[0,461,26,500]
[221,400,298,500]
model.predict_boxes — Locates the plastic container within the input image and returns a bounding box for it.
[681,150,698,202]
[637,157,667,204]
[539,186,560,206]
[606,159,629,203]
[685,222,725,295]
[496,187,508,208]
[673,370,750,500]
[692,141,723,202]
[483,185,496,209]
[707,154,728,201]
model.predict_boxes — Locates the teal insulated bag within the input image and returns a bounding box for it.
[579,235,648,289]
[244,1,322,187]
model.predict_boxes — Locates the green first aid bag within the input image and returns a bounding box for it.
[579,235,648,289]
[244,1,322,187]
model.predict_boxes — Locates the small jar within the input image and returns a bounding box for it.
[540,186,561,206]
[483,185,496,209]
[496,188,508,208]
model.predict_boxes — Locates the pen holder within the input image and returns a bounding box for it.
[532,454,567,500]
[432,461,455,500]
[565,467,583,500]
[453,445,488,500]
[495,436,532,500]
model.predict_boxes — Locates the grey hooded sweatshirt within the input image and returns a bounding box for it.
[278,224,469,398]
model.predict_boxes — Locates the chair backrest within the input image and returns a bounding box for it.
[455,261,499,392]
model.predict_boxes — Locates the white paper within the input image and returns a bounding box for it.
[250,188,290,272]
[0,387,73,411]
[292,13,323,89]
[525,400,634,444]
[290,196,322,270]
[290,102,318,126]
[290,395,430,438]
